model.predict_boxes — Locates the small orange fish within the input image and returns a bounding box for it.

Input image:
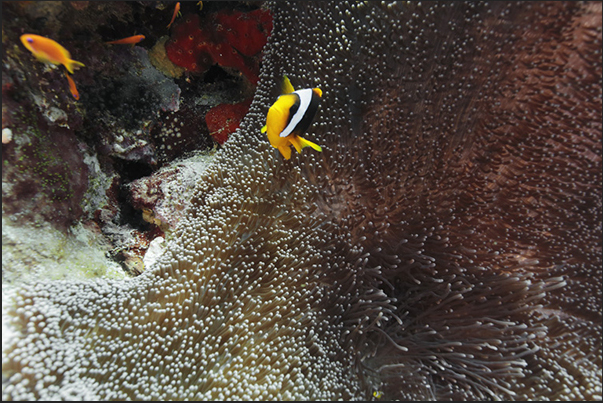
[20,34,85,74]
[64,72,79,100]
[167,2,181,28]
[105,35,145,45]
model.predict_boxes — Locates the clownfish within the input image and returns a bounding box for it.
[261,76,323,160]
[20,34,85,74]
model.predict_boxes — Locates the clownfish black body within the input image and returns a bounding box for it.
[262,76,323,160]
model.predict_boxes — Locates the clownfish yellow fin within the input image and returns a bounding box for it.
[261,125,267,133]
[281,75,295,94]
[289,136,303,153]
[278,146,292,160]
[299,136,322,152]
[290,136,322,154]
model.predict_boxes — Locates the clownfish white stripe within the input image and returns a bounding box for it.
[279,88,313,138]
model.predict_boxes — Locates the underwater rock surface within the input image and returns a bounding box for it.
[2,1,263,274]
[2,1,602,400]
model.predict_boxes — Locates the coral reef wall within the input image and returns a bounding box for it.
[3,1,601,401]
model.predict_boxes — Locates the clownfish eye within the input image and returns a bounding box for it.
[27,37,34,43]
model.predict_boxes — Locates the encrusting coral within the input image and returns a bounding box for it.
[2,2,601,400]
[205,98,253,145]
[165,8,272,83]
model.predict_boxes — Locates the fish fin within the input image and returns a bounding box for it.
[261,125,267,133]
[289,136,322,154]
[281,75,295,94]
[66,59,85,74]
[33,53,53,65]
[289,136,303,153]
[297,136,322,152]
[278,146,292,160]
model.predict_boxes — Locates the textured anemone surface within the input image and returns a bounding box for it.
[2,1,602,400]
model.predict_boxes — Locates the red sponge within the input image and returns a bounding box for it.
[165,9,272,83]
[214,9,273,57]
[165,14,213,73]
[205,98,252,145]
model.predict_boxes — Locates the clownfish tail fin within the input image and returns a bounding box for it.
[301,137,322,152]
[292,136,322,154]
[281,75,295,94]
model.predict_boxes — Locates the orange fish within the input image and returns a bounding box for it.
[167,2,181,28]
[105,35,145,45]
[64,72,79,100]
[20,34,85,74]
